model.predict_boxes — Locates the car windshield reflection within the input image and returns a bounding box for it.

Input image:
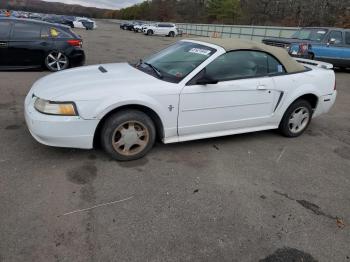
[137,41,216,83]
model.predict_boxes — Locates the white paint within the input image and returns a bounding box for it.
[24,39,337,150]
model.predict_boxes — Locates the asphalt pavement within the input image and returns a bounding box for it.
[0,20,349,262]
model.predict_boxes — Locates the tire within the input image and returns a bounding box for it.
[100,110,156,161]
[279,99,312,137]
[308,53,315,60]
[169,31,175,37]
[147,30,153,36]
[45,51,69,72]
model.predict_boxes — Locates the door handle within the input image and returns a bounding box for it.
[257,85,267,90]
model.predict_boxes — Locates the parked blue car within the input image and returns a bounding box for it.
[263,27,350,69]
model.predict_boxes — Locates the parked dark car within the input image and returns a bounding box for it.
[0,18,85,71]
[120,22,136,31]
[263,27,350,69]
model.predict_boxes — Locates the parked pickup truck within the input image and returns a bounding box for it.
[263,27,350,69]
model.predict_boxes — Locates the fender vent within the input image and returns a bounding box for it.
[98,66,107,73]
[274,92,284,112]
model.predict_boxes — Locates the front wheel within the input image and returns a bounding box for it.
[101,110,156,161]
[45,51,69,72]
[169,31,175,37]
[279,99,312,137]
[147,30,153,36]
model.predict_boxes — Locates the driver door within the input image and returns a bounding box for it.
[178,51,279,137]
[313,30,347,65]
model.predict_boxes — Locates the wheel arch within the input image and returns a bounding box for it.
[292,93,319,110]
[93,104,164,148]
[278,92,319,125]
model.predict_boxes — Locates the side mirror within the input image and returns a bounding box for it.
[328,38,336,45]
[196,75,218,85]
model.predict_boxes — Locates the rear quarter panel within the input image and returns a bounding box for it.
[271,67,335,123]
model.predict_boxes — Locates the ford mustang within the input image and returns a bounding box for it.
[24,38,337,161]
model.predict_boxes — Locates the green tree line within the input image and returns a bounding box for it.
[117,0,350,27]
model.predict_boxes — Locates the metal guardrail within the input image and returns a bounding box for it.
[111,19,299,41]
[176,23,299,41]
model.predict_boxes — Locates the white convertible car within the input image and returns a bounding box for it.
[25,38,337,161]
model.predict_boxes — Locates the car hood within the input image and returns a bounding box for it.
[32,63,165,101]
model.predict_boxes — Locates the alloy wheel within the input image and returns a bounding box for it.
[288,107,310,134]
[46,51,68,71]
[111,121,150,156]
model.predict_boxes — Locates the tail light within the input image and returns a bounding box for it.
[334,80,337,91]
[67,39,82,47]
[298,43,309,54]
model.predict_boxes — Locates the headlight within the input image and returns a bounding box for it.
[34,98,78,116]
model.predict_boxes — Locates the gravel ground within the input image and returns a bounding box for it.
[0,20,349,262]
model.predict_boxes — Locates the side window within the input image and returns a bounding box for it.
[345,32,350,45]
[267,55,286,75]
[48,27,72,38]
[328,31,343,44]
[205,51,269,81]
[12,22,41,39]
[0,21,11,39]
[40,25,50,38]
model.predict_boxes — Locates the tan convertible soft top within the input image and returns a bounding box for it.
[187,38,305,73]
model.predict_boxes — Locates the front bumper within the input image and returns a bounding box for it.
[24,95,99,149]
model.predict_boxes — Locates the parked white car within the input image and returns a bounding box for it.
[73,17,97,29]
[134,23,150,33]
[143,23,178,37]
[25,38,337,161]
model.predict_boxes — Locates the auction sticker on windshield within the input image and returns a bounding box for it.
[189,48,212,56]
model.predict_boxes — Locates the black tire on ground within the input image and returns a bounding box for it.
[169,31,175,37]
[100,110,156,161]
[279,99,313,137]
[147,30,153,36]
[308,53,315,60]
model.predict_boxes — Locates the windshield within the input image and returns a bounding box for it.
[137,41,216,83]
[292,28,328,41]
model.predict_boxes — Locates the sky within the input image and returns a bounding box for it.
[43,0,144,9]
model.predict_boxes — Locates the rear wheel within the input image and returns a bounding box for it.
[279,100,312,137]
[101,110,156,161]
[45,51,69,72]
[169,31,175,37]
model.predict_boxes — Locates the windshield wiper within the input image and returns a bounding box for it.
[139,60,163,79]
